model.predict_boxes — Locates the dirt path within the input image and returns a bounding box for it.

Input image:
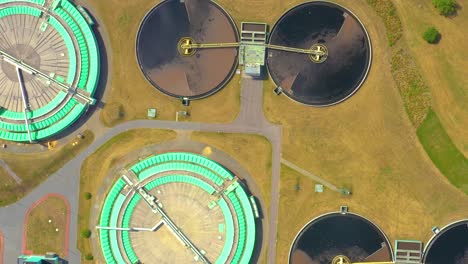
[281,158,340,192]
[0,160,21,184]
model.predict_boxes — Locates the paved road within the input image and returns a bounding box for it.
[235,76,282,264]
[0,75,283,264]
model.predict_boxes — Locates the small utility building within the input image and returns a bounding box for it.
[17,253,63,264]
[239,22,268,77]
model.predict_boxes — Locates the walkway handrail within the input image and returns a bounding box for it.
[137,187,211,264]
[182,42,325,55]
[0,49,95,105]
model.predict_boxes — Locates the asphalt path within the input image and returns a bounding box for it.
[0,75,283,264]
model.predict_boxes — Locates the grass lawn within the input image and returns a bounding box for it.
[0,167,16,199]
[83,0,241,126]
[417,110,468,193]
[191,132,272,209]
[277,166,348,262]
[190,132,272,264]
[259,1,468,262]
[277,154,468,262]
[78,129,176,262]
[369,0,467,194]
[0,130,94,206]
[392,0,468,156]
[25,195,68,256]
[368,0,431,127]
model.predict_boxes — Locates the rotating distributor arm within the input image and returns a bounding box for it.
[0,49,95,105]
[178,37,240,56]
[1,52,34,142]
[96,220,164,232]
[178,37,328,63]
[15,66,34,143]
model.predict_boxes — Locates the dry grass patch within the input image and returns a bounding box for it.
[0,130,94,206]
[191,132,272,209]
[100,102,125,127]
[25,196,68,256]
[261,2,468,261]
[277,166,349,262]
[78,129,176,261]
[277,148,468,262]
[392,0,468,155]
[191,132,272,264]
[369,0,467,193]
[368,0,431,127]
[84,0,240,126]
[0,167,16,199]
[182,74,242,123]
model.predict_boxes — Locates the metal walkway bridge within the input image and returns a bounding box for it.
[179,40,328,57]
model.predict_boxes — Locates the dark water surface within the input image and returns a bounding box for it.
[267,1,371,106]
[136,0,238,99]
[424,221,468,264]
[289,213,392,264]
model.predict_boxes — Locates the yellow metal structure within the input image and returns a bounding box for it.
[178,37,199,56]
[47,141,57,150]
[332,255,394,264]
[309,43,328,63]
[352,262,394,264]
[178,37,329,63]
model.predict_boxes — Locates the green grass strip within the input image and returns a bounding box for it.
[417,110,468,194]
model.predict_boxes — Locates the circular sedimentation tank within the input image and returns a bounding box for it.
[267,1,372,106]
[0,0,100,142]
[98,152,258,263]
[289,213,393,264]
[423,220,468,264]
[136,0,239,99]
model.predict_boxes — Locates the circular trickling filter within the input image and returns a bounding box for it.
[267,1,372,106]
[0,0,100,142]
[98,152,259,263]
[136,0,239,99]
[289,213,393,264]
[423,220,468,264]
